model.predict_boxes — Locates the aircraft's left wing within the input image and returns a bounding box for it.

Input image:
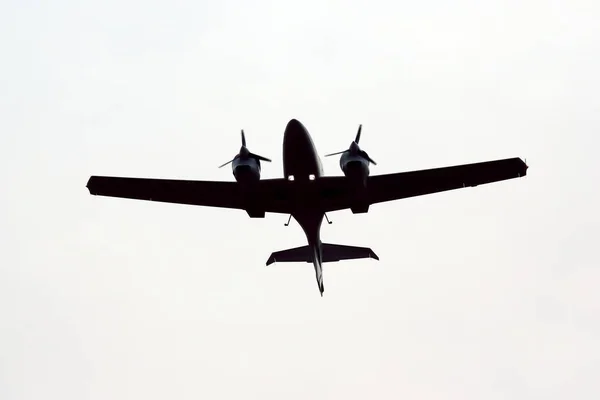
[86,176,293,214]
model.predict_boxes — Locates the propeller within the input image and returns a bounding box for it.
[325,124,377,165]
[219,129,272,168]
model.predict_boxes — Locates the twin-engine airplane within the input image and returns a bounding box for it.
[87,119,528,296]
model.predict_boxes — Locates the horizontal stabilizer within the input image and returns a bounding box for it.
[266,243,379,266]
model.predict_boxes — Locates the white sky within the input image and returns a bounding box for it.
[1,0,599,399]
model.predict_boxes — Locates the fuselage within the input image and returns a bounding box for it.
[282,119,326,295]
[283,119,324,181]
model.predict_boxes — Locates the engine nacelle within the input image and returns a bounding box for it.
[232,156,262,183]
[340,152,370,185]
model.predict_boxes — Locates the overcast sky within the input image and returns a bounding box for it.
[1,1,599,399]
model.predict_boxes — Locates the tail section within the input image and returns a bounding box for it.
[266,243,379,265]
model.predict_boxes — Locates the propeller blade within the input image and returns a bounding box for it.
[249,152,272,162]
[241,129,246,147]
[360,150,377,165]
[218,159,234,168]
[355,124,362,144]
[325,150,348,157]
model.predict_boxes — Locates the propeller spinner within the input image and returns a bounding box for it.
[325,124,377,165]
[219,130,272,168]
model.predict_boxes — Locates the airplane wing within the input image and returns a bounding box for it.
[86,176,293,214]
[320,157,528,212]
[87,158,527,215]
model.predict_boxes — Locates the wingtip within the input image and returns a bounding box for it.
[370,249,380,261]
[519,157,529,177]
[86,176,95,194]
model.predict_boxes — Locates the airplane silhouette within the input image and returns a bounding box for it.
[86,119,528,296]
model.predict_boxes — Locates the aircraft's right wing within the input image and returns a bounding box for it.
[318,157,528,212]
[365,157,528,206]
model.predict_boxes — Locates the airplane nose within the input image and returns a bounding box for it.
[285,118,304,135]
[282,118,318,179]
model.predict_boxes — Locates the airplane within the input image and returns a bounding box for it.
[86,118,528,296]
